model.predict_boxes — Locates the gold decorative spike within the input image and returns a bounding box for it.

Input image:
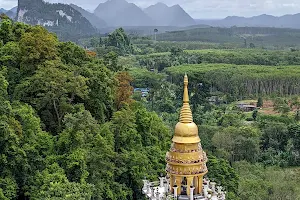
[183,73,189,103]
[180,74,193,123]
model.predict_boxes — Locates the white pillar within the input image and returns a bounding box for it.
[210,182,216,193]
[173,186,178,199]
[143,180,148,191]
[166,178,170,192]
[217,186,223,194]
[156,188,160,200]
[190,186,195,200]
[159,177,164,187]
[147,183,151,195]
[211,193,218,200]
[203,185,209,198]
[222,191,226,200]
[206,179,210,187]
[151,188,155,198]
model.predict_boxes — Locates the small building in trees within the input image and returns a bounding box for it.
[134,88,150,97]
[142,75,226,200]
[237,102,257,112]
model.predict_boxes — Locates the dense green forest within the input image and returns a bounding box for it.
[133,49,300,73]
[0,18,173,200]
[1,16,300,200]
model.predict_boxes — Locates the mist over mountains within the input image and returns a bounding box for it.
[92,0,195,27]
[196,13,300,29]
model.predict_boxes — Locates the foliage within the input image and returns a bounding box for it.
[92,28,132,57]
[257,97,263,107]
[156,26,300,49]
[273,98,290,115]
[0,21,172,200]
[252,109,258,120]
[103,51,121,72]
[207,155,239,197]
[19,26,59,76]
[29,163,93,200]
[58,41,89,66]
[106,103,171,199]
[107,28,132,55]
[14,61,89,133]
[0,71,54,198]
[80,62,115,123]
[165,63,300,98]
[115,72,134,110]
[212,126,260,163]
[2,17,300,200]
[136,48,300,74]
[235,161,300,200]
[286,124,300,166]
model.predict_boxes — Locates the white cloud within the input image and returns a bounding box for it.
[0,0,17,9]
[1,0,300,18]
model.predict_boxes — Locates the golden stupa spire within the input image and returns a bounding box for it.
[180,74,193,123]
[166,74,208,197]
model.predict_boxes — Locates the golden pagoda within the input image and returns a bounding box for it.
[165,74,208,197]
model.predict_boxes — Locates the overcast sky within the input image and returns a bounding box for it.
[1,0,300,19]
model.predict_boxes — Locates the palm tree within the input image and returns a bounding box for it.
[154,28,158,41]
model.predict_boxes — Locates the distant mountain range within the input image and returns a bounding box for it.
[94,0,154,27]
[92,0,195,27]
[73,0,196,28]
[0,6,17,19]
[70,4,107,29]
[0,8,7,13]
[144,3,195,27]
[196,13,300,29]
[2,0,195,37]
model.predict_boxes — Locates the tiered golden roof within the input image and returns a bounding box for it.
[166,74,208,196]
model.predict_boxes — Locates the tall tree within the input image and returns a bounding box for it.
[58,41,89,66]
[29,163,93,200]
[207,155,239,198]
[19,26,59,76]
[107,28,131,54]
[0,19,14,44]
[14,61,88,133]
[115,72,134,110]
[80,63,115,123]
[103,51,121,72]
[257,96,263,107]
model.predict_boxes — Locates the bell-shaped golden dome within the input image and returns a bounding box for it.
[172,74,200,144]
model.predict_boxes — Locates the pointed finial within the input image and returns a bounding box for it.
[183,74,189,103]
[180,74,193,123]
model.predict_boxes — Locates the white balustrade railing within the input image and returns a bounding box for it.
[142,176,226,200]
